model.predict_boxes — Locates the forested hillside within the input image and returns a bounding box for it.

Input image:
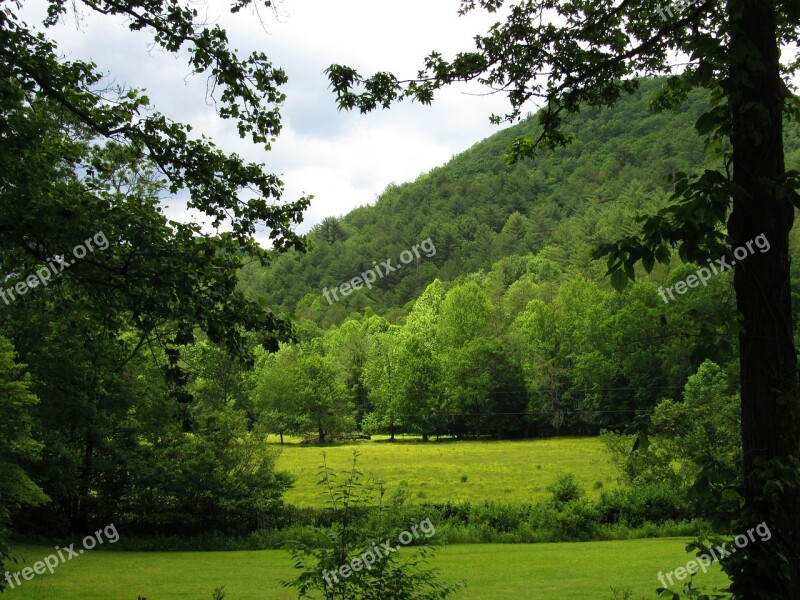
[245,77,800,442]
[242,77,800,327]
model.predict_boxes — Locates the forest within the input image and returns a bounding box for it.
[245,79,800,442]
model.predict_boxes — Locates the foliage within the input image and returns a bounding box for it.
[600,360,741,515]
[253,344,355,444]
[241,80,729,323]
[108,407,293,535]
[650,360,741,491]
[282,453,464,599]
[597,483,692,529]
[1,0,308,553]
[0,336,47,587]
[1,1,308,362]
[600,430,683,487]
[547,473,585,506]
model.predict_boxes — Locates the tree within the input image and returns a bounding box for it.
[651,360,741,489]
[300,351,355,444]
[0,336,47,590]
[311,216,349,245]
[444,336,527,438]
[253,344,306,444]
[183,341,254,414]
[393,334,445,442]
[326,1,800,594]
[362,327,403,440]
[1,0,307,571]
[110,386,292,536]
[257,346,355,445]
[437,283,494,348]
[395,280,449,440]
[324,316,389,427]
[1,1,308,361]
[494,211,533,258]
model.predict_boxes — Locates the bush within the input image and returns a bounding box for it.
[358,412,382,436]
[597,482,692,527]
[548,473,585,505]
[469,501,530,533]
[108,482,698,550]
[530,498,599,541]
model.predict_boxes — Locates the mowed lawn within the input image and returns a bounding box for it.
[6,539,728,599]
[274,436,619,507]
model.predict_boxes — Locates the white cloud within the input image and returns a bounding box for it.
[21,0,514,242]
[21,0,800,245]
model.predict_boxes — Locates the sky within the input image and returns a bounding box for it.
[26,0,514,241]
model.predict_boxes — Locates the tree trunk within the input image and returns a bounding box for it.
[318,428,326,444]
[280,431,284,445]
[727,0,800,595]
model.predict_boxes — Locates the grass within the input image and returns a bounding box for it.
[6,436,709,598]
[5,539,729,599]
[273,436,619,507]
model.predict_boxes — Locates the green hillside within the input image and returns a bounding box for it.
[242,77,800,327]
[244,78,800,441]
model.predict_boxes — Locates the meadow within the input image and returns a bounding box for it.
[6,437,720,599]
[6,539,728,600]
[273,436,620,507]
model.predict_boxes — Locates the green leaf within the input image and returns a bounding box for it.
[610,269,629,292]
[642,254,655,274]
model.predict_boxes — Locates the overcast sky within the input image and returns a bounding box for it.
[27,0,514,241]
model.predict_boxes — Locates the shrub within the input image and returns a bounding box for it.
[469,501,529,533]
[550,499,599,541]
[282,451,464,599]
[548,473,585,505]
[597,482,692,527]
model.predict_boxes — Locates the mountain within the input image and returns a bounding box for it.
[240,77,800,328]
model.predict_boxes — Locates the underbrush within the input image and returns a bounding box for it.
[64,478,707,551]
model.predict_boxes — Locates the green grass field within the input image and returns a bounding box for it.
[6,437,718,599]
[273,436,619,507]
[5,539,728,599]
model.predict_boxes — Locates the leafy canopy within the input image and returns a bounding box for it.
[1,0,309,359]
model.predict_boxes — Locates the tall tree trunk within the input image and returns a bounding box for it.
[727,0,800,595]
